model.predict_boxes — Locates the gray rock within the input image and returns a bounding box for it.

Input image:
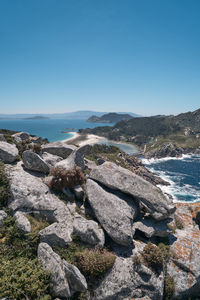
[14,211,31,233]
[39,222,73,248]
[55,145,89,171]
[12,132,30,141]
[38,242,71,298]
[86,179,137,246]
[63,260,87,294]
[0,134,6,142]
[89,162,175,220]
[167,204,200,299]
[41,152,63,167]
[42,142,76,159]
[93,256,164,300]
[38,243,87,298]
[0,210,7,226]
[22,150,50,174]
[132,217,173,238]
[0,141,19,163]
[73,185,84,200]
[73,213,105,247]
[7,162,73,225]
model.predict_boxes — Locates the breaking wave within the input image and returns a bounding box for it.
[143,154,200,203]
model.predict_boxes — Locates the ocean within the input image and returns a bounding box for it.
[0,119,113,142]
[0,118,199,203]
[143,155,200,203]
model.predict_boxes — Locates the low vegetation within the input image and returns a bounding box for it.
[164,274,175,300]
[54,236,115,279]
[75,248,116,278]
[0,215,51,299]
[50,166,85,191]
[133,242,164,274]
[0,161,10,208]
[174,215,184,229]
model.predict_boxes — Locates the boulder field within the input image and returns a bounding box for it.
[0,136,199,299]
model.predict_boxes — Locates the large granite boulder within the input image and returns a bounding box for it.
[38,243,87,298]
[41,152,63,167]
[38,242,71,298]
[14,211,31,233]
[73,213,105,247]
[167,203,200,299]
[12,132,30,141]
[42,142,76,159]
[22,150,50,174]
[86,178,137,246]
[55,145,89,171]
[132,217,173,238]
[39,222,73,248]
[7,161,73,225]
[92,256,164,300]
[89,162,175,220]
[0,141,19,163]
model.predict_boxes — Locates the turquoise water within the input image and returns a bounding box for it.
[97,139,138,155]
[0,119,113,142]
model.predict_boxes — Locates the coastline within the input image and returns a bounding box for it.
[63,132,105,146]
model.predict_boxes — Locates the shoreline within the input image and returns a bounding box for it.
[62,132,106,146]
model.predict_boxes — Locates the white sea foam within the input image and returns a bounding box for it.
[142,153,200,165]
[143,155,200,204]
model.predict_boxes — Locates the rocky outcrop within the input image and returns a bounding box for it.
[89,162,175,220]
[132,217,173,238]
[0,141,19,163]
[73,213,105,247]
[167,203,200,299]
[39,222,73,248]
[86,178,137,246]
[42,142,76,159]
[14,211,31,233]
[146,143,185,159]
[22,150,50,173]
[93,256,164,300]
[7,161,73,225]
[12,132,30,141]
[38,243,87,298]
[41,152,63,167]
[55,145,89,171]
[0,210,7,226]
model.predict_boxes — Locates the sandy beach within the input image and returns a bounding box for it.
[63,132,105,146]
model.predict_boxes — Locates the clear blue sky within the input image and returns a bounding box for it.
[0,0,199,116]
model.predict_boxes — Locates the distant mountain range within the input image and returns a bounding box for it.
[87,113,134,123]
[0,110,141,120]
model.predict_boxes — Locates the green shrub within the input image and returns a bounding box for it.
[50,166,85,191]
[32,143,42,154]
[0,257,51,300]
[0,161,10,208]
[0,215,51,299]
[164,274,175,300]
[54,235,87,264]
[158,242,170,262]
[3,134,14,144]
[75,248,116,278]
[140,242,164,274]
[174,215,184,229]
